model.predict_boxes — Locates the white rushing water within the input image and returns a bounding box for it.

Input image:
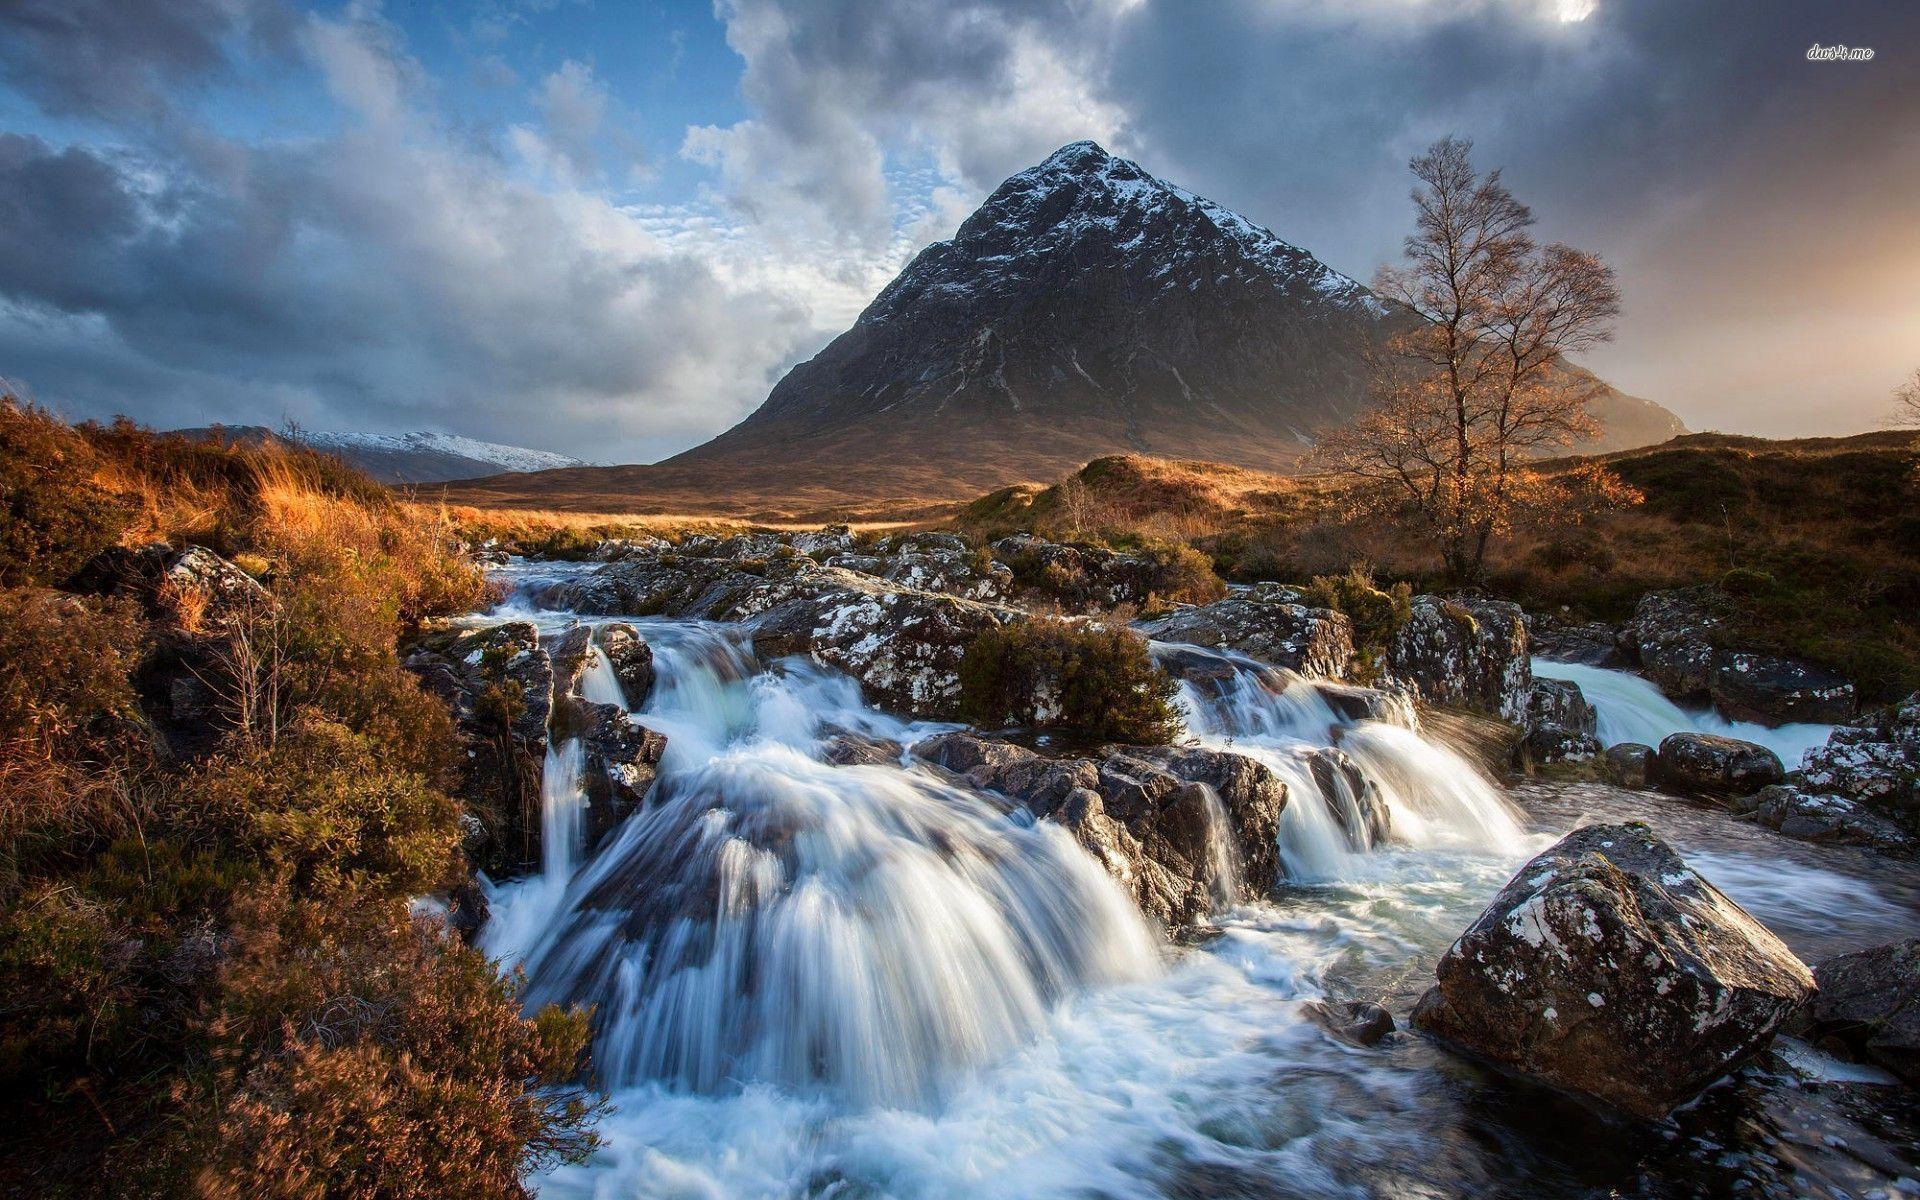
[1530,657,1836,767]
[465,570,1914,1198]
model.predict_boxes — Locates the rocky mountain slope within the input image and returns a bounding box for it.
[173,426,585,484]
[446,140,1682,514]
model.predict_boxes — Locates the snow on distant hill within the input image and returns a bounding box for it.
[170,426,587,484]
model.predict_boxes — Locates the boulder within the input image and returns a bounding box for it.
[1622,588,1721,702]
[1709,651,1855,726]
[573,701,668,848]
[403,621,554,871]
[988,533,1169,610]
[1653,733,1785,796]
[1800,692,1920,818]
[1526,613,1625,667]
[1729,785,1912,851]
[821,731,905,766]
[1519,678,1601,766]
[913,732,1286,925]
[1298,746,1393,850]
[1602,743,1654,789]
[595,622,655,707]
[1799,939,1920,1086]
[1306,1000,1397,1047]
[1146,596,1354,678]
[1412,823,1815,1119]
[1387,596,1532,722]
[857,547,1013,603]
[543,625,594,705]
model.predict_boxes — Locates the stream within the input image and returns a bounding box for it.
[471,563,1919,1199]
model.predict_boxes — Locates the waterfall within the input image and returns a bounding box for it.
[1195,782,1242,907]
[540,738,587,881]
[580,644,628,708]
[1531,658,1836,767]
[507,621,1161,1108]
[1159,641,1526,882]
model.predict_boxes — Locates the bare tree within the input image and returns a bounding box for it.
[1318,137,1631,583]
[1893,367,1920,427]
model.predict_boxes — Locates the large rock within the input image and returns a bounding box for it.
[1709,651,1855,726]
[572,701,668,849]
[1519,678,1601,766]
[1799,939,1920,1086]
[1729,785,1912,851]
[914,732,1286,925]
[1602,743,1654,789]
[1623,588,1857,725]
[1412,823,1815,1119]
[1526,612,1625,667]
[595,622,655,707]
[1652,732,1784,796]
[1622,588,1721,702]
[828,545,1013,603]
[404,621,554,871]
[1387,596,1531,722]
[989,533,1175,610]
[1800,692,1920,819]
[1146,596,1353,678]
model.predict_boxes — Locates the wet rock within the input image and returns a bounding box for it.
[1519,678,1601,766]
[822,731,904,766]
[596,622,655,706]
[444,879,491,943]
[1602,743,1654,789]
[1526,612,1625,667]
[574,701,668,848]
[1622,588,1721,702]
[1729,785,1912,851]
[1800,939,1920,1086]
[1387,596,1532,721]
[403,621,553,871]
[1709,651,1855,726]
[1412,823,1815,1119]
[913,733,1287,925]
[1146,596,1354,678]
[1800,692,1920,819]
[1299,746,1392,850]
[1653,733,1785,796]
[1314,680,1415,727]
[543,624,594,704]
[1307,1000,1397,1047]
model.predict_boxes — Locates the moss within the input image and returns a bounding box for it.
[959,618,1183,744]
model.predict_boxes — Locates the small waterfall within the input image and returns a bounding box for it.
[541,738,588,880]
[505,621,1161,1108]
[580,644,628,709]
[1159,641,1526,882]
[1531,658,1836,767]
[1195,783,1242,907]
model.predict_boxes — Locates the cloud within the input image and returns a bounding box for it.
[0,0,296,121]
[0,9,830,461]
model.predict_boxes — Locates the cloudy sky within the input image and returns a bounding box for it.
[1,0,1914,463]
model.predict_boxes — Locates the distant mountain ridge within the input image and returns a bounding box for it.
[173,427,585,484]
[445,140,1683,514]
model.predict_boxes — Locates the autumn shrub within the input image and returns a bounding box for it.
[0,399,130,587]
[1135,541,1227,608]
[1305,566,1414,660]
[960,618,1183,744]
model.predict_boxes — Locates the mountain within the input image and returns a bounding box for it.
[172,427,586,484]
[444,140,1683,515]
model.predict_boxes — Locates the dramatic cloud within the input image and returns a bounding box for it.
[0,0,1915,455]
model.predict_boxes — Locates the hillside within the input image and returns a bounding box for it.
[960,431,1920,700]
[440,141,1682,517]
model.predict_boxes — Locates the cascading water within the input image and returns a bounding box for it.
[508,622,1160,1108]
[579,643,628,708]
[1531,657,1836,767]
[1160,641,1527,881]
[469,560,1918,1199]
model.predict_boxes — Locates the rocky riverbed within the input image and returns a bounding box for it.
[412,538,1920,1200]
